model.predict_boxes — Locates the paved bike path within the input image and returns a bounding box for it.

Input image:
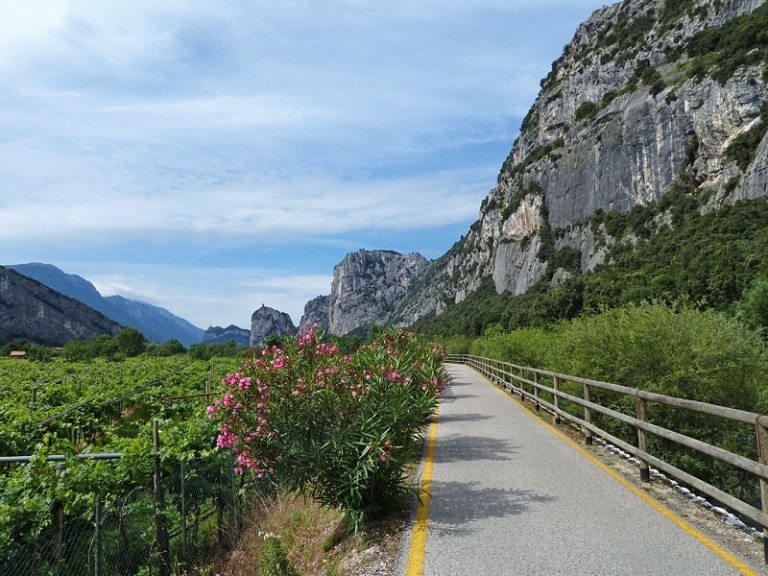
[401,363,752,576]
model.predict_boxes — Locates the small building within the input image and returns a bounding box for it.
[9,350,27,358]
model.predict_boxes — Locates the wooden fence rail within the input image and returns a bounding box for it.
[447,353,768,561]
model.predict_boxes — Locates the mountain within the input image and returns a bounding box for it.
[8,263,204,346]
[251,305,295,347]
[0,265,121,346]
[299,250,429,336]
[392,0,768,326]
[104,295,204,347]
[203,325,251,347]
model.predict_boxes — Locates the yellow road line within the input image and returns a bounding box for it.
[484,375,759,576]
[405,409,440,576]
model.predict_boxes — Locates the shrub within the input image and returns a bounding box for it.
[574,101,599,122]
[724,107,767,171]
[259,533,297,576]
[210,328,448,529]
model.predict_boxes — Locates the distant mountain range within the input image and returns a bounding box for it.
[203,324,251,347]
[8,263,204,346]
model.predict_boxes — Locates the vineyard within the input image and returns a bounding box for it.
[0,353,253,576]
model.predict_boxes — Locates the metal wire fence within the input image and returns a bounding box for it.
[1,452,263,576]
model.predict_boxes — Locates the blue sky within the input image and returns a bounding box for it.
[0,0,607,329]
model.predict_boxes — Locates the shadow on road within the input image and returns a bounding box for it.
[427,480,556,535]
[436,412,494,423]
[433,434,518,464]
[441,392,476,400]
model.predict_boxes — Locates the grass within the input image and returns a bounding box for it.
[210,488,411,576]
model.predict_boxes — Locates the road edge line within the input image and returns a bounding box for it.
[481,372,760,576]
[405,409,440,576]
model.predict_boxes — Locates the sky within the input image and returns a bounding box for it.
[0,0,607,329]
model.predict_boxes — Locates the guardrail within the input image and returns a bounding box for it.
[447,353,768,561]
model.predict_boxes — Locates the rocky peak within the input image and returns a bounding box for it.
[300,250,429,335]
[298,295,330,334]
[250,305,295,347]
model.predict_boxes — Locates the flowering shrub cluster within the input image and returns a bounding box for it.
[209,327,449,527]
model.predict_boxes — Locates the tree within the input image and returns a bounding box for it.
[115,328,146,357]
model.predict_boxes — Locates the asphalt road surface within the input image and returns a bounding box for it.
[400,363,754,576]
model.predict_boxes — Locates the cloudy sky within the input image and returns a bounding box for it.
[0,0,606,329]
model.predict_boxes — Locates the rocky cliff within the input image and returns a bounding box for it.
[204,325,251,347]
[0,265,121,345]
[250,305,295,347]
[393,0,768,325]
[301,250,429,335]
[298,295,330,334]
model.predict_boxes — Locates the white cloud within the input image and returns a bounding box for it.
[87,264,332,328]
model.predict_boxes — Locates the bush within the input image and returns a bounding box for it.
[574,101,599,122]
[211,328,448,529]
[458,302,766,499]
[724,107,767,171]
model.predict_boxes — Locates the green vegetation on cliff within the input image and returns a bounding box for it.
[414,196,768,337]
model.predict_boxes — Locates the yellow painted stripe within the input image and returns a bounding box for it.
[483,374,759,576]
[405,409,440,576]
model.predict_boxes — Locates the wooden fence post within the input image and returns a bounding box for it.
[533,372,540,411]
[636,397,650,482]
[553,376,561,425]
[583,384,593,445]
[756,419,768,564]
[152,420,171,576]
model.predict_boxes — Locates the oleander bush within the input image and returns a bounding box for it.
[211,327,449,529]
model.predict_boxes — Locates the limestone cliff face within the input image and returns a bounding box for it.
[394,0,768,324]
[300,250,429,335]
[0,265,121,345]
[298,295,330,334]
[250,305,295,347]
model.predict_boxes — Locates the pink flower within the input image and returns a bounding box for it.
[206,405,217,418]
[271,356,286,369]
[222,393,236,407]
[216,427,237,448]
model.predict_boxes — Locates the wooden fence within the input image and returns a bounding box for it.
[447,353,768,561]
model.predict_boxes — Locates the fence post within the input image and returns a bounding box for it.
[205,367,212,401]
[94,495,101,576]
[583,384,593,445]
[518,367,524,400]
[152,420,171,576]
[755,419,768,564]
[553,376,561,425]
[181,460,188,560]
[31,384,37,406]
[636,397,650,482]
[52,462,65,563]
[533,372,540,411]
